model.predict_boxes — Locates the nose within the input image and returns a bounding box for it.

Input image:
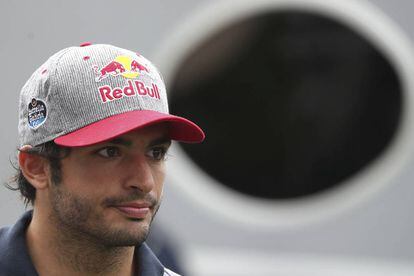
[123,154,155,193]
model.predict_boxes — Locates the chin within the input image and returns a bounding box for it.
[98,229,149,247]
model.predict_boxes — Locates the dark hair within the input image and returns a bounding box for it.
[7,141,70,206]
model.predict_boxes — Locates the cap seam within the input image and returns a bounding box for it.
[46,47,76,136]
[47,47,75,102]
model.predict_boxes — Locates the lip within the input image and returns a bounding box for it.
[111,202,152,219]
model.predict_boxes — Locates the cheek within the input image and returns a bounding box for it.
[60,158,118,194]
[153,164,166,195]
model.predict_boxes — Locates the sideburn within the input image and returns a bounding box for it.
[49,156,63,186]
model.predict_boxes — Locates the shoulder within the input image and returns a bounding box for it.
[0,225,13,252]
[0,225,10,237]
[163,267,182,276]
[0,211,38,275]
[0,225,16,269]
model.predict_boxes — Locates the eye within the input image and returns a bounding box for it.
[147,147,168,161]
[96,146,121,158]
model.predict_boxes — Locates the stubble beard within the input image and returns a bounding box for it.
[49,183,161,248]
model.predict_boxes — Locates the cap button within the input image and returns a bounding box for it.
[80,42,92,47]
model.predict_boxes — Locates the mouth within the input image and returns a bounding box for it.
[111,202,152,219]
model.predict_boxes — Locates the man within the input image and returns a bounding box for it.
[0,43,205,275]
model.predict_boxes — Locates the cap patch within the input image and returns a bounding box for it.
[28,98,47,129]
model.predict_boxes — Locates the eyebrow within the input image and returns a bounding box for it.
[107,138,133,147]
[148,137,172,148]
[106,136,172,148]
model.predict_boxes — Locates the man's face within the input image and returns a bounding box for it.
[47,124,171,247]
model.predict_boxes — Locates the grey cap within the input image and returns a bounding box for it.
[18,43,204,147]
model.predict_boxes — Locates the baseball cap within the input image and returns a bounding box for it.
[18,43,205,147]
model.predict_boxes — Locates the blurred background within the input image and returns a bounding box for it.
[2,0,414,275]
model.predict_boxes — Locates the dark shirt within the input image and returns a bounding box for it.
[0,211,178,276]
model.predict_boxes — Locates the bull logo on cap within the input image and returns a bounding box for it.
[94,55,150,82]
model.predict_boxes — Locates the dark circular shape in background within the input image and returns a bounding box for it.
[170,11,402,200]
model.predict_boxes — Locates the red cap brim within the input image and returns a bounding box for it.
[54,110,205,147]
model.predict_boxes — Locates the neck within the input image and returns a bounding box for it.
[26,208,136,276]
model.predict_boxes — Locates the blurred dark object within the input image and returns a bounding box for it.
[170,11,401,199]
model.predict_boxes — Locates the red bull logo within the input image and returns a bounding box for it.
[99,80,160,103]
[94,55,150,82]
[94,61,126,82]
[93,55,160,103]
[131,60,149,73]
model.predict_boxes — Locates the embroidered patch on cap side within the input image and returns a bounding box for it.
[28,98,47,129]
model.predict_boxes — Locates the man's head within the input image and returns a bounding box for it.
[14,43,204,246]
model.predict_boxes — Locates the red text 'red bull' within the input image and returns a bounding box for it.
[99,80,160,103]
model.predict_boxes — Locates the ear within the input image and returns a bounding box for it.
[18,146,50,190]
